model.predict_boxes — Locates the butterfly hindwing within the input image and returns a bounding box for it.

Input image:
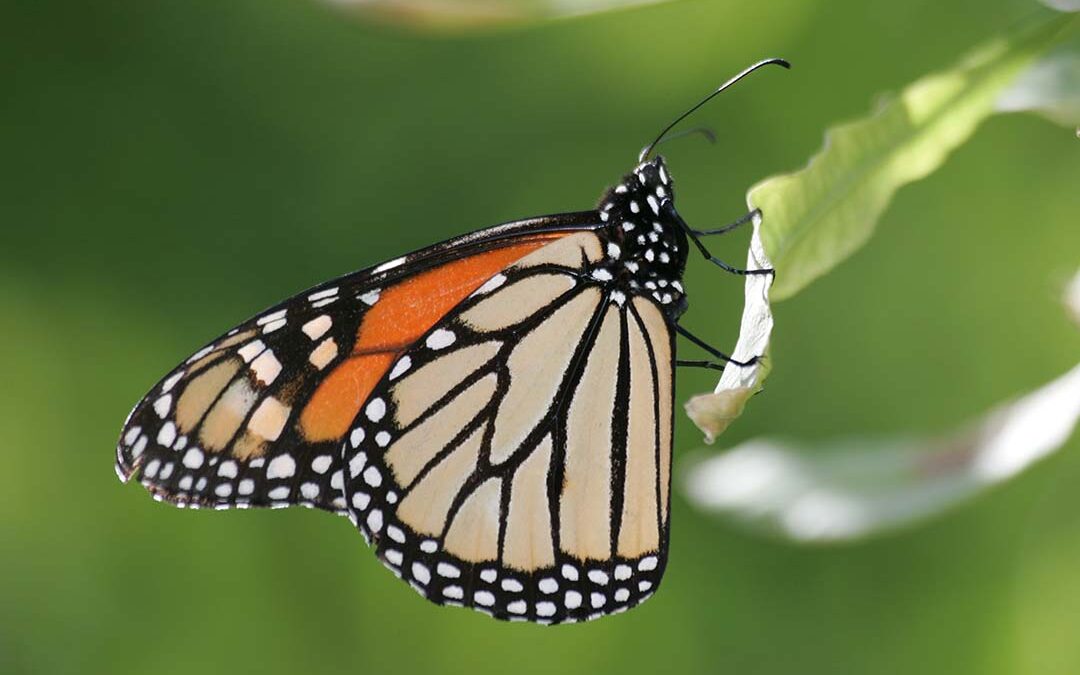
[339,231,675,623]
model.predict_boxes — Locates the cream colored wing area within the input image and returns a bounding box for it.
[391,341,502,428]
[443,477,502,562]
[200,378,258,452]
[488,288,602,465]
[397,423,486,536]
[510,231,603,270]
[502,435,556,570]
[175,359,241,433]
[460,273,577,333]
[385,374,498,487]
[632,298,673,522]
[558,305,622,561]
[617,316,661,557]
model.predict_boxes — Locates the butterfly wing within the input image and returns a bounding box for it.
[116,214,593,512]
[339,231,674,623]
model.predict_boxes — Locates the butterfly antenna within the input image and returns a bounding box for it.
[638,57,791,163]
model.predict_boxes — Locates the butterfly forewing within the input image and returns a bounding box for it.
[115,222,586,512]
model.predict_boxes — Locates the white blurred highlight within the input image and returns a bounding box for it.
[685,364,1080,542]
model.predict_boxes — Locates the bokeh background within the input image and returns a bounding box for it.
[3,0,1079,673]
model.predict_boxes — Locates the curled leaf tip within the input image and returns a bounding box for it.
[684,211,774,441]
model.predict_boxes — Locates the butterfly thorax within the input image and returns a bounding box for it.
[593,156,689,321]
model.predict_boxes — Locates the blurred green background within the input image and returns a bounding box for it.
[3,0,1078,673]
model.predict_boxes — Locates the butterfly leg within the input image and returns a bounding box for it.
[690,208,759,236]
[677,359,726,371]
[663,201,774,276]
[674,324,760,368]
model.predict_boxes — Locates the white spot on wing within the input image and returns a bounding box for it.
[257,309,287,326]
[426,329,456,350]
[374,257,405,274]
[388,356,412,380]
[302,316,332,340]
[475,274,506,296]
[359,289,381,306]
[153,395,172,419]
[267,454,297,480]
[365,398,386,422]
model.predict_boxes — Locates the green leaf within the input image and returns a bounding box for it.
[748,12,1078,301]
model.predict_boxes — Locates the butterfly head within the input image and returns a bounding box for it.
[594,156,689,318]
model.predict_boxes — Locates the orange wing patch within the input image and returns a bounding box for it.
[299,237,563,442]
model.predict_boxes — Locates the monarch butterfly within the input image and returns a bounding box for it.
[115,59,788,624]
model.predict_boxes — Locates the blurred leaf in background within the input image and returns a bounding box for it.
[323,0,676,30]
